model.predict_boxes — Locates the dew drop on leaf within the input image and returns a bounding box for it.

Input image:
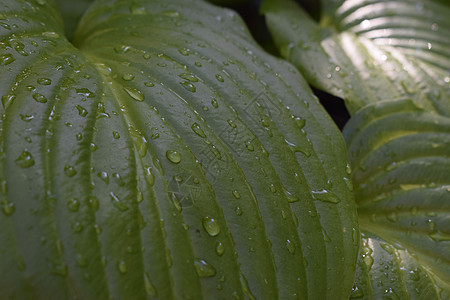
[15,150,35,168]
[180,81,196,92]
[429,230,450,242]
[215,74,224,82]
[76,105,88,117]
[123,86,144,101]
[67,198,80,212]
[71,221,84,233]
[285,190,299,203]
[2,94,16,109]
[32,93,47,103]
[0,54,15,66]
[191,122,206,138]
[215,242,225,256]
[166,150,181,164]
[37,78,52,85]
[122,73,134,81]
[202,216,220,236]
[194,259,216,277]
[232,190,241,199]
[144,272,157,296]
[110,192,129,211]
[88,196,99,211]
[1,201,15,216]
[117,260,127,274]
[285,239,296,254]
[64,165,77,177]
[312,189,340,203]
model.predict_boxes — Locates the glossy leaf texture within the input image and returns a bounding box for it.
[344,99,450,298]
[263,0,450,297]
[261,0,450,114]
[351,231,449,299]
[0,0,358,299]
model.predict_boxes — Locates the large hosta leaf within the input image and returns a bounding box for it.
[263,0,450,297]
[0,0,357,298]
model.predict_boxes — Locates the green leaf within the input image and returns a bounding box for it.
[343,98,450,296]
[0,0,357,298]
[261,0,450,114]
[351,230,449,299]
[263,0,450,297]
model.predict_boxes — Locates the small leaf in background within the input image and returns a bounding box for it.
[263,0,450,297]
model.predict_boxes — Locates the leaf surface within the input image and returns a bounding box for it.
[263,0,450,297]
[0,0,357,298]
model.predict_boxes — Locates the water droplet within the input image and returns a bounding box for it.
[429,230,450,242]
[42,31,59,38]
[166,150,181,164]
[285,239,296,254]
[1,201,15,216]
[2,94,16,109]
[240,272,256,300]
[144,82,154,87]
[346,163,352,175]
[76,88,95,98]
[112,173,125,186]
[32,93,47,103]
[232,190,241,199]
[350,286,364,299]
[110,192,129,211]
[387,212,398,222]
[76,254,88,268]
[0,54,15,66]
[123,87,144,101]
[129,128,148,157]
[144,272,157,296]
[117,260,127,274]
[215,242,225,256]
[312,189,340,203]
[194,259,216,277]
[15,150,35,168]
[202,216,220,236]
[178,73,198,82]
[64,165,77,177]
[180,81,196,92]
[145,167,155,186]
[293,117,305,129]
[215,74,224,82]
[72,221,84,233]
[122,73,134,81]
[343,177,353,191]
[131,5,147,15]
[87,196,99,211]
[179,48,190,56]
[0,22,11,30]
[74,105,88,117]
[169,192,182,213]
[285,190,299,203]
[114,45,131,54]
[37,78,52,85]
[67,198,80,212]
[235,207,242,216]
[227,119,237,128]
[245,140,254,151]
[112,131,120,139]
[191,123,206,138]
